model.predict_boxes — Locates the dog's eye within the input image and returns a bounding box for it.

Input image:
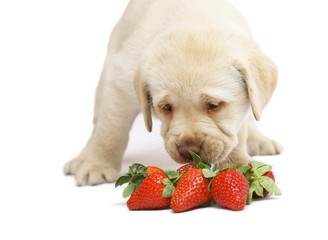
[163,104,172,112]
[207,103,219,110]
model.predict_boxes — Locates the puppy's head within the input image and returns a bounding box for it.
[135,30,277,165]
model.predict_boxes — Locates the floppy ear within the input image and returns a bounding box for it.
[235,49,278,121]
[134,66,153,132]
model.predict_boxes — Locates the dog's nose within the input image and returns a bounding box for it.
[178,145,201,160]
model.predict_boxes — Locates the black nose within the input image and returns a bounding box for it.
[178,145,201,160]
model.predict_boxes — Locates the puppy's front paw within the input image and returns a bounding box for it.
[64,157,85,175]
[247,137,283,156]
[75,162,119,186]
[64,158,119,186]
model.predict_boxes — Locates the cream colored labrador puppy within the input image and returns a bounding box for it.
[64,0,282,186]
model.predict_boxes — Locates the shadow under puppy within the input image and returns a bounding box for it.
[64,0,282,186]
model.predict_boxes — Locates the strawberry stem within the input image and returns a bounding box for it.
[172,173,184,185]
[129,166,134,176]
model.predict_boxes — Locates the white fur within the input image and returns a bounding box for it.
[64,0,282,186]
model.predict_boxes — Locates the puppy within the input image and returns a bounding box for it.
[64,0,282,186]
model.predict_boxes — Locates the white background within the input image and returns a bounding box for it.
[1,0,328,239]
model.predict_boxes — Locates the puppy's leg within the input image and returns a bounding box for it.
[247,117,283,156]
[64,79,139,186]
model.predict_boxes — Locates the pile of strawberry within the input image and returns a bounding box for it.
[115,152,281,212]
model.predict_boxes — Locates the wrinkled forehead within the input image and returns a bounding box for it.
[147,63,246,105]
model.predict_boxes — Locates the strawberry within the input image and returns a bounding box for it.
[127,172,171,210]
[210,169,248,211]
[147,166,164,175]
[237,162,281,204]
[115,163,164,198]
[170,169,212,213]
[177,164,196,174]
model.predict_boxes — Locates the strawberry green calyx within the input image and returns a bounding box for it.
[115,163,149,198]
[203,169,220,192]
[237,162,281,205]
[189,151,211,170]
[162,178,175,198]
[202,169,218,178]
[236,165,251,175]
[161,170,181,198]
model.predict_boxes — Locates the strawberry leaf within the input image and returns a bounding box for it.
[190,151,201,167]
[251,180,264,197]
[162,184,175,198]
[131,175,146,185]
[123,183,137,198]
[250,162,266,170]
[202,169,217,178]
[164,170,180,180]
[116,164,148,197]
[199,161,211,170]
[189,151,211,169]
[115,173,132,188]
[236,165,251,175]
[161,178,172,185]
[162,177,175,198]
[130,163,147,174]
[254,165,272,177]
[258,176,281,196]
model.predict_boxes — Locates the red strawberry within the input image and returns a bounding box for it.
[146,166,164,175]
[127,172,171,210]
[170,169,212,213]
[115,164,164,198]
[211,169,248,211]
[177,164,196,174]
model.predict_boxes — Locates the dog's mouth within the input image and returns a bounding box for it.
[164,133,230,167]
[172,154,194,164]
[170,146,211,165]
[172,143,226,167]
[180,157,194,164]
